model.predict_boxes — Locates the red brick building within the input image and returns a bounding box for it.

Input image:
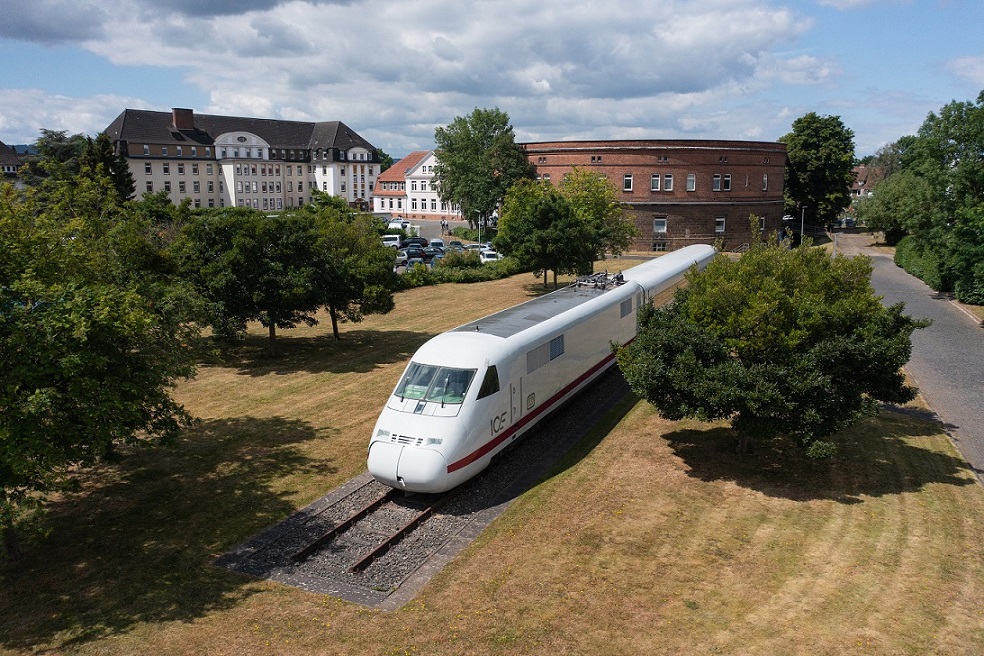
[521,139,787,252]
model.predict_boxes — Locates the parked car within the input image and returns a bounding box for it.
[401,236,429,249]
[394,249,409,268]
[429,238,446,250]
[479,249,503,263]
[387,220,410,232]
[423,246,445,261]
[447,240,465,252]
[382,235,402,249]
[465,243,483,252]
[401,246,426,262]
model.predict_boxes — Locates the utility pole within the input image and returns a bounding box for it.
[800,206,808,247]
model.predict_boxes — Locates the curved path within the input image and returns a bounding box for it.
[838,232,984,481]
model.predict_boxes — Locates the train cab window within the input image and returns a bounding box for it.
[395,363,476,405]
[477,366,500,399]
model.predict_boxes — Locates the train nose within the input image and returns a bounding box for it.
[367,441,449,493]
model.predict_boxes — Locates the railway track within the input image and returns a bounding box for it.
[291,484,454,573]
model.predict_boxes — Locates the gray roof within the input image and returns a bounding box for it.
[0,140,23,168]
[452,278,623,339]
[103,108,376,155]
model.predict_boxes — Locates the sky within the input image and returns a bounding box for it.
[0,0,982,159]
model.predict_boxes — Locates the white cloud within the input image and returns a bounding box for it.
[946,56,984,86]
[0,0,822,150]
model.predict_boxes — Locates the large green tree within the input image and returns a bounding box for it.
[859,91,984,303]
[0,169,198,559]
[433,107,535,228]
[299,193,397,340]
[175,208,327,342]
[559,167,637,263]
[615,240,927,457]
[781,113,857,228]
[495,179,594,287]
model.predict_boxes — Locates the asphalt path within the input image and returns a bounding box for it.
[838,232,984,481]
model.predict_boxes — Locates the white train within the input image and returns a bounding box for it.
[367,244,716,493]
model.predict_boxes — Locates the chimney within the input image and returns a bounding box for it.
[172,108,195,131]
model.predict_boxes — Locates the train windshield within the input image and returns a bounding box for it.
[395,363,477,405]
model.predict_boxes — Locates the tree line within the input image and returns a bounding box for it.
[856,90,984,304]
[0,135,399,558]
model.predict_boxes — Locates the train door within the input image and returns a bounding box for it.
[510,377,523,424]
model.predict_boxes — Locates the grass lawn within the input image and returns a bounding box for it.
[2,264,983,655]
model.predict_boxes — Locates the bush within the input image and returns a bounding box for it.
[894,236,954,292]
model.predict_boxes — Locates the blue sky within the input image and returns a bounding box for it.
[0,0,981,158]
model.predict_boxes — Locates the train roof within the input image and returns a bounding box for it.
[449,245,715,341]
[451,281,620,339]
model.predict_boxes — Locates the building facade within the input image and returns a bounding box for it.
[522,139,787,252]
[372,150,462,222]
[1,140,24,185]
[104,108,380,210]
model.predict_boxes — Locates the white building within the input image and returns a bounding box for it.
[105,108,380,210]
[373,150,461,222]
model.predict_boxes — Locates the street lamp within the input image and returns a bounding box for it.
[800,206,807,247]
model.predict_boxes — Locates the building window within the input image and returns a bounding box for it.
[208,181,213,193]
[341,182,346,192]
[762,174,768,191]
[323,182,328,191]
[191,147,197,156]
[177,163,184,175]
[164,181,171,192]
[178,181,186,193]
[723,174,732,191]
[206,147,212,157]
[206,163,212,175]
[623,174,633,192]
[687,173,696,192]
[237,181,243,193]
[144,163,152,175]
[161,147,168,156]
[653,217,667,234]
[664,174,673,191]
[715,217,726,233]
[162,163,170,175]
[287,181,293,192]
[193,181,200,193]
[760,216,767,231]
[146,181,153,193]
[652,242,667,252]
[192,163,199,174]
[143,144,150,155]
[713,174,722,191]
[176,146,183,156]
[650,174,660,192]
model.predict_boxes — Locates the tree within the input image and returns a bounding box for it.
[80,132,136,202]
[863,91,984,302]
[433,107,535,228]
[298,196,398,340]
[495,180,593,287]
[559,167,637,263]
[175,208,327,342]
[615,239,927,457]
[854,170,936,245]
[377,148,395,173]
[781,113,857,228]
[0,170,198,559]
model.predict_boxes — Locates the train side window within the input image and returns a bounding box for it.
[477,366,500,399]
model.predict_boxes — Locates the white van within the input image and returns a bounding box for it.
[387,220,410,231]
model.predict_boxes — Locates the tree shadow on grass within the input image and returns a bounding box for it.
[662,408,976,504]
[0,416,335,652]
[201,328,435,377]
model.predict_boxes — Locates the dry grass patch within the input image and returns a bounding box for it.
[2,266,983,655]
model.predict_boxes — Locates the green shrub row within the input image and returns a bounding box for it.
[396,256,524,289]
[894,236,953,292]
